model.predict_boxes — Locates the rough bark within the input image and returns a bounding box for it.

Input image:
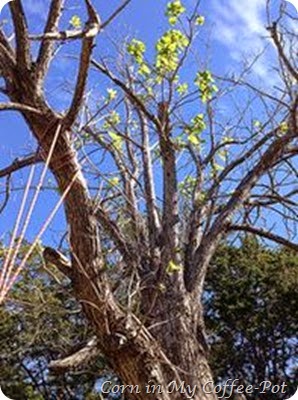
[1,3,296,399]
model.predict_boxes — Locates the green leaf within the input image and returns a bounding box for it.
[166,260,183,275]
[188,133,200,145]
[195,15,205,26]
[166,1,186,25]
[155,29,189,75]
[108,177,120,187]
[108,132,123,151]
[127,39,146,64]
[70,15,81,29]
[195,70,218,103]
[279,122,288,134]
[138,63,151,76]
[177,83,188,95]
[107,88,117,101]
[105,111,121,127]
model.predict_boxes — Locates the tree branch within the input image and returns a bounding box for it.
[0,153,42,179]
[35,0,65,88]
[185,101,297,292]
[228,224,298,251]
[139,112,161,251]
[49,336,101,373]
[158,102,179,265]
[9,0,31,69]
[0,103,42,114]
[91,60,161,130]
[94,207,136,265]
[63,0,101,129]
[268,22,298,82]
[43,247,73,280]
[100,0,132,30]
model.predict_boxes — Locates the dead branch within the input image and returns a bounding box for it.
[49,336,101,373]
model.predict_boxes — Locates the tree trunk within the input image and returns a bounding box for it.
[17,109,217,400]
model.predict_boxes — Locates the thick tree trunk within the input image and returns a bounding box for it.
[19,111,217,400]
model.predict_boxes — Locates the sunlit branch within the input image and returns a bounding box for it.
[9,0,31,69]
[229,224,298,251]
[0,153,42,179]
[0,103,42,114]
[35,0,65,88]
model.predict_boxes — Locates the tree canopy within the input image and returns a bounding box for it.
[0,1,297,399]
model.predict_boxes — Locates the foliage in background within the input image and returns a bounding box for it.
[1,239,297,399]
[205,238,298,400]
[0,243,104,400]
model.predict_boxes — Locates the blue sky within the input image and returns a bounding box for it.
[0,0,297,247]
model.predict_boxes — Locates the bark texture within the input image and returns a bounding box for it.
[0,2,297,400]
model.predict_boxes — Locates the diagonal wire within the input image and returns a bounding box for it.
[0,165,36,293]
[0,123,62,300]
[0,169,79,304]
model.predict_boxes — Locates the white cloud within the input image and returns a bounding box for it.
[209,0,277,83]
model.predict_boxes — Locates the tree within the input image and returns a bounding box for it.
[1,240,297,399]
[205,238,298,400]
[0,243,102,400]
[0,1,297,399]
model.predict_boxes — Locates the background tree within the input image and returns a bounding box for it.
[205,238,298,400]
[0,242,104,400]
[0,1,297,399]
[1,239,297,399]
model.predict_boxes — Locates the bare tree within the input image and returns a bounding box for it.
[0,1,297,399]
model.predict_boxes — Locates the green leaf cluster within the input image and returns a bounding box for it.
[195,70,218,103]
[108,132,123,151]
[106,88,117,101]
[195,15,205,26]
[70,15,81,29]
[178,175,196,198]
[127,39,146,64]
[166,0,186,25]
[104,112,122,150]
[186,114,206,145]
[156,29,189,75]
[166,260,183,275]
[176,82,188,95]
[127,39,150,75]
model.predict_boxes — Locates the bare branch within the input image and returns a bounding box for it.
[268,22,298,82]
[0,153,42,179]
[0,103,42,114]
[49,336,101,373]
[158,102,179,264]
[91,60,161,130]
[228,224,298,251]
[139,112,161,250]
[0,175,11,214]
[63,0,101,129]
[43,247,73,280]
[185,100,298,292]
[101,0,132,30]
[94,207,136,265]
[35,0,65,88]
[0,28,14,55]
[9,0,31,69]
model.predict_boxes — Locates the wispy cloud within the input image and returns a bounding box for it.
[209,0,278,83]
